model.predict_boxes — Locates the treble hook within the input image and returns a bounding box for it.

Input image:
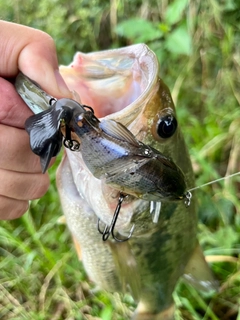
[63,124,80,151]
[97,193,135,242]
[83,105,95,114]
[63,138,80,151]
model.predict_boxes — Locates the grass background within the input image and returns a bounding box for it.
[0,0,240,319]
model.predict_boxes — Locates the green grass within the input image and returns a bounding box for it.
[1,0,240,319]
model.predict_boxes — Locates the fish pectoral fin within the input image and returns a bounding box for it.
[183,242,219,292]
[108,241,141,300]
[100,119,140,146]
[72,236,82,261]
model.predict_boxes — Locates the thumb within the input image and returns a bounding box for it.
[0,20,71,99]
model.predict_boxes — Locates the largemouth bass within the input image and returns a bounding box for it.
[15,44,216,319]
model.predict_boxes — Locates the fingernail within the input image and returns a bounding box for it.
[54,69,71,97]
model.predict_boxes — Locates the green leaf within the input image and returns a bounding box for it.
[115,18,162,43]
[165,25,192,55]
[165,0,188,26]
[213,226,239,249]
[100,305,113,320]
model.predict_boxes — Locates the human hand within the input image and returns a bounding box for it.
[0,20,71,219]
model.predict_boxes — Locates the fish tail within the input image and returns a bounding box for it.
[132,304,175,320]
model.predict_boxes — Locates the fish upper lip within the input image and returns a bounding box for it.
[59,44,159,119]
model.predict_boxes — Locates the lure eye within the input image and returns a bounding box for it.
[156,115,177,139]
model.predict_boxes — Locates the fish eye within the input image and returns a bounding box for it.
[156,115,177,138]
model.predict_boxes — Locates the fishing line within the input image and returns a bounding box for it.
[187,171,240,193]
[184,171,240,208]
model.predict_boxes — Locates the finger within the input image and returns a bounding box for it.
[0,169,50,200]
[0,196,29,220]
[0,124,43,172]
[0,20,71,98]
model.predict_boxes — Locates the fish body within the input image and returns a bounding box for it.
[57,44,215,319]
[15,44,216,319]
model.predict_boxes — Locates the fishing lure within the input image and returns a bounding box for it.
[15,72,191,241]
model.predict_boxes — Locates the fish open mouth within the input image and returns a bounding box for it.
[58,44,188,217]
[59,44,159,120]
